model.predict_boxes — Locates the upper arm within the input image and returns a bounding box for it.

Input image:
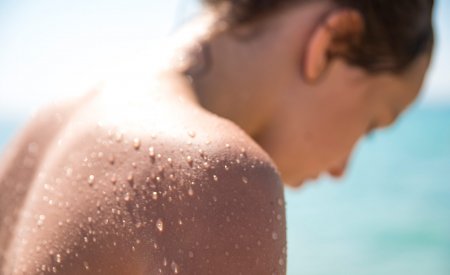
[160,150,287,275]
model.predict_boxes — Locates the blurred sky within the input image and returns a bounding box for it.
[0,0,449,118]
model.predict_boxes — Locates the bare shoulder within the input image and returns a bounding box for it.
[4,92,286,274]
[170,120,287,275]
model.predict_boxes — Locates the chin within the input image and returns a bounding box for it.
[281,173,305,188]
[285,181,306,188]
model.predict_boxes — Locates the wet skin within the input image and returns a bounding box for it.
[0,81,286,274]
[0,1,432,273]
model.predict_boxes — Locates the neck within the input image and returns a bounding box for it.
[159,4,326,136]
[161,12,280,135]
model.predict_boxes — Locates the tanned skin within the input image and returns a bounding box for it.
[0,1,432,274]
[0,82,286,274]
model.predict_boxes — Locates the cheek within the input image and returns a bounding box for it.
[307,116,357,163]
[257,88,369,181]
[308,98,369,163]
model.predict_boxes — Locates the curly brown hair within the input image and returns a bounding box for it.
[202,0,434,72]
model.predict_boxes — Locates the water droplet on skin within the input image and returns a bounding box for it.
[213,175,218,182]
[149,147,155,158]
[133,138,141,150]
[225,143,230,149]
[127,173,134,184]
[203,162,210,168]
[88,175,95,186]
[276,214,282,221]
[167,158,173,165]
[272,232,279,240]
[278,198,283,206]
[188,187,194,196]
[156,219,164,232]
[111,175,117,184]
[242,177,248,184]
[37,215,45,226]
[188,251,194,258]
[224,165,229,171]
[109,155,115,165]
[188,130,196,138]
[158,165,165,174]
[115,132,123,143]
[88,217,93,223]
[152,192,158,200]
[186,156,193,166]
[83,261,89,270]
[124,193,130,201]
[279,258,285,266]
[171,261,179,274]
[163,257,168,266]
[56,254,61,263]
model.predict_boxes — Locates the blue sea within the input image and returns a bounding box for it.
[0,105,449,275]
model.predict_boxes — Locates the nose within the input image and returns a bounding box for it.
[328,158,349,178]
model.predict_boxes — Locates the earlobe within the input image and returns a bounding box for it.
[302,9,364,83]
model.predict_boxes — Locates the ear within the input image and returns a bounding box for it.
[303,9,364,83]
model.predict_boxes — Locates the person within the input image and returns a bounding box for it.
[0,0,434,274]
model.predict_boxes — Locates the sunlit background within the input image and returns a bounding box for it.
[0,0,449,274]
